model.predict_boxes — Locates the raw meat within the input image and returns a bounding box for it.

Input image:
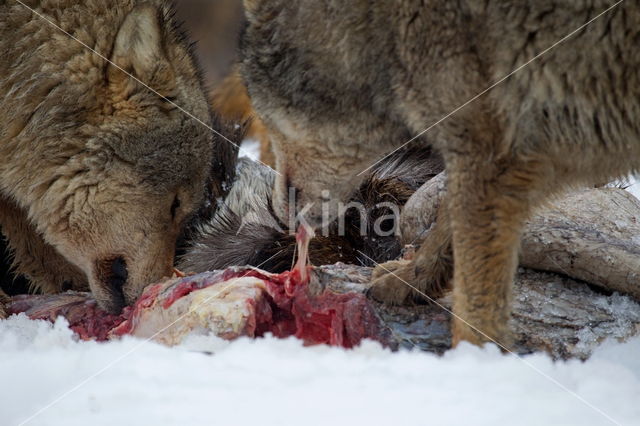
[111,265,387,347]
[8,263,640,358]
[8,224,389,348]
[8,263,388,349]
[108,225,385,347]
[7,293,126,341]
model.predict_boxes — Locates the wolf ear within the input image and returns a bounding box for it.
[108,4,174,90]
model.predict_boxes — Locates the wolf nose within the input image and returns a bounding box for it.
[110,257,128,288]
[107,257,128,313]
[96,256,128,314]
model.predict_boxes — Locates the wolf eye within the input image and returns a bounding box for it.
[170,196,181,220]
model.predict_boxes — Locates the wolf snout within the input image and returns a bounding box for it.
[108,256,129,288]
[95,256,128,313]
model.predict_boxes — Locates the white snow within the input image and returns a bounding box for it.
[239,139,261,161]
[1,314,639,426]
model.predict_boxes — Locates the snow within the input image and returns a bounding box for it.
[239,139,261,161]
[2,315,640,426]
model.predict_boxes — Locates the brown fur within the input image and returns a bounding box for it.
[240,0,640,346]
[0,0,219,314]
[211,70,274,166]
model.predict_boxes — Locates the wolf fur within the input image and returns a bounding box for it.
[240,0,640,346]
[0,0,224,314]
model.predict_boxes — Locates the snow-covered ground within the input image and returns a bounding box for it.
[2,314,639,426]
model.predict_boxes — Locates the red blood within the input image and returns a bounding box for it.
[161,271,227,309]
[105,261,387,348]
[8,230,388,349]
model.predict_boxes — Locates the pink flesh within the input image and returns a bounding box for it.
[7,293,128,342]
[287,224,315,293]
[9,237,387,348]
[110,265,387,348]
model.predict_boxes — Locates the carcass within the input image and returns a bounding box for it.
[8,261,640,360]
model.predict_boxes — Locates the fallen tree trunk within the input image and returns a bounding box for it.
[520,188,640,300]
[314,263,640,360]
[400,173,640,299]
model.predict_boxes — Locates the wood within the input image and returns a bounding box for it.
[400,173,640,299]
[314,263,640,359]
[521,188,640,299]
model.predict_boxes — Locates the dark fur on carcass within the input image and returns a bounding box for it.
[178,145,443,274]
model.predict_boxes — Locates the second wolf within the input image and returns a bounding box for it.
[241,0,640,346]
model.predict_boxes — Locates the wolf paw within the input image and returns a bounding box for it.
[368,259,417,305]
[369,248,451,305]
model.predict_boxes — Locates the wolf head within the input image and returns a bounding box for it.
[240,0,406,230]
[21,3,216,313]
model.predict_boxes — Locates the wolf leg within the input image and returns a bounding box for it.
[447,156,540,347]
[369,201,452,304]
[0,196,87,295]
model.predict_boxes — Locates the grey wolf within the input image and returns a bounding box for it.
[240,0,640,346]
[0,0,217,314]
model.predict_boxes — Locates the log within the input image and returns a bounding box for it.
[314,263,640,360]
[399,172,447,246]
[520,188,640,299]
[400,173,640,299]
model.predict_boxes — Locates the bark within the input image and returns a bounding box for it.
[400,173,640,299]
[314,263,640,360]
[520,188,640,299]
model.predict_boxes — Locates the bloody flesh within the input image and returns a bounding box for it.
[8,227,387,348]
[289,224,315,289]
[112,264,385,348]
[7,293,127,341]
